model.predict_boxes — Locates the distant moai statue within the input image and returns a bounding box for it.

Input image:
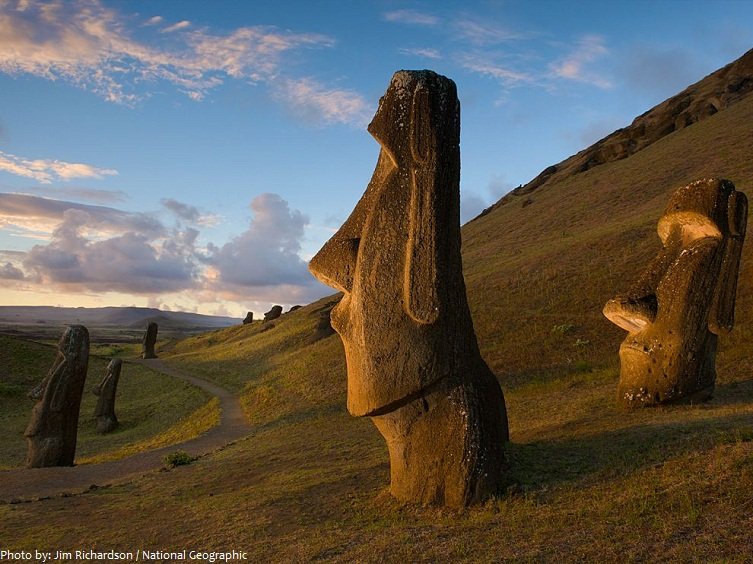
[141,322,158,359]
[25,325,90,468]
[263,305,282,321]
[93,358,122,433]
[242,312,254,325]
[604,179,747,406]
[288,305,302,313]
[309,70,509,507]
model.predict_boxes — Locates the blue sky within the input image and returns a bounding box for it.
[0,0,751,318]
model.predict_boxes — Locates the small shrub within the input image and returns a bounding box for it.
[163,450,195,468]
[551,323,575,335]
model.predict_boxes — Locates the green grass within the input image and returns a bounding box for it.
[0,335,216,468]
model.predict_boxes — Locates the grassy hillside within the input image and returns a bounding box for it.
[0,335,217,468]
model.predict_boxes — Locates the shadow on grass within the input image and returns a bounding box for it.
[509,382,753,491]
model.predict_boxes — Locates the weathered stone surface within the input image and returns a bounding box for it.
[604,179,747,407]
[242,312,254,325]
[263,305,282,321]
[93,358,121,433]
[25,325,90,468]
[141,322,158,359]
[309,70,509,507]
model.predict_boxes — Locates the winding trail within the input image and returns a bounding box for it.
[0,359,249,503]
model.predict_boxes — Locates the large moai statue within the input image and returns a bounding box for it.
[93,359,122,433]
[141,322,158,359]
[604,179,747,406]
[25,325,90,468]
[309,70,509,507]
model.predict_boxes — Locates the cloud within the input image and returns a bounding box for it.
[0,261,25,280]
[161,20,190,33]
[0,150,117,184]
[550,35,612,89]
[33,185,127,204]
[0,193,164,238]
[0,0,338,104]
[457,55,532,85]
[619,45,697,98]
[206,193,324,300]
[274,77,372,126]
[161,198,200,223]
[22,209,200,293]
[488,174,514,200]
[453,19,524,45]
[383,9,439,26]
[460,190,488,224]
[143,15,163,26]
[398,47,441,60]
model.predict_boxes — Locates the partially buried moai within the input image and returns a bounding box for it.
[604,179,747,407]
[308,70,509,507]
[141,322,158,359]
[25,325,90,467]
[93,358,122,433]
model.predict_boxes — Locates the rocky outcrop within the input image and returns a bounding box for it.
[479,47,753,217]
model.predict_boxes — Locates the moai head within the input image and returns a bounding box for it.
[604,179,747,406]
[309,70,473,416]
[142,322,158,359]
[93,358,121,433]
[25,325,90,467]
[308,70,508,507]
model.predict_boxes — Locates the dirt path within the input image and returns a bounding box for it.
[0,359,249,503]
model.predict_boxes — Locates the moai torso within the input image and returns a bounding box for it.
[141,322,158,359]
[604,179,747,406]
[93,358,122,433]
[309,70,509,507]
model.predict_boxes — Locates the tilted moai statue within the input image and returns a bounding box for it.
[242,312,254,325]
[141,322,158,359]
[263,305,283,321]
[25,325,90,468]
[309,70,510,507]
[93,358,122,433]
[604,179,747,406]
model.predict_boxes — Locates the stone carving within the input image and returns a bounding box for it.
[93,359,122,433]
[263,305,282,321]
[25,325,90,468]
[309,70,509,507]
[604,179,747,406]
[242,312,254,325]
[141,322,158,359]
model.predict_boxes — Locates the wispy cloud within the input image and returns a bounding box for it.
[161,20,190,33]
[143,15,163,26]
[458,56,532,85]
[383,9,439,26]
[0,0,340,105]
[398,47,441,60]
[550,35,612,89]
[0,151,117,184]
[453,19,524,45]
[275,77,372,127]
[33,185,127,204]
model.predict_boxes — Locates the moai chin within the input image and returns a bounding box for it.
[93,358,122,433]
[141,322,158,359]
[604,179,747,406]
[25,325,90,467]
[308,70,510,507]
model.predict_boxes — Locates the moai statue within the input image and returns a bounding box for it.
[263,305,282,321]
[25,325,90,468]
[92,359,122,433]
[604,179,747,406]
[141,322,158,359]
[309,70,509,507]
[242,312,254,325]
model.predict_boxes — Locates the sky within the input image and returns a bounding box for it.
[0,0,752,319]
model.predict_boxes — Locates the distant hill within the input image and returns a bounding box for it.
[0,306,240,330]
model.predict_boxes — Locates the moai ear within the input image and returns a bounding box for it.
[709,190,748,334]
[404,83,440,324]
